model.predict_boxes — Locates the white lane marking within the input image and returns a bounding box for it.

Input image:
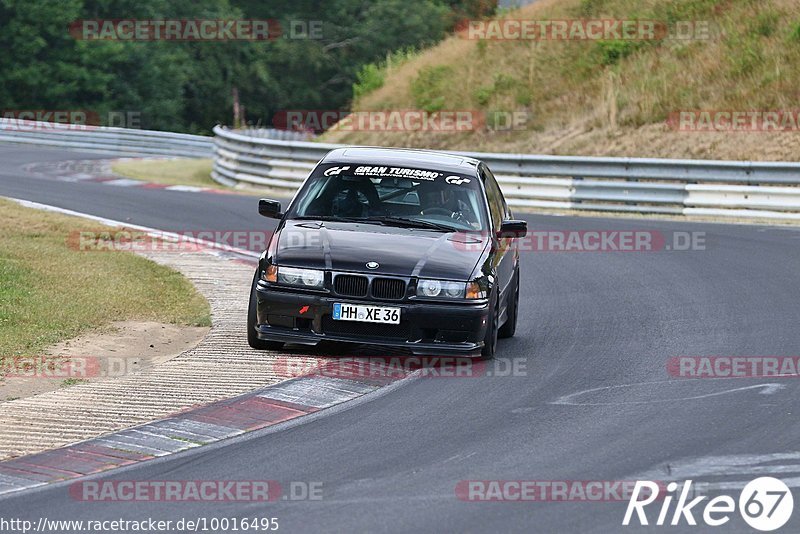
[165,185,205,192]
[62,173,96,182]
[759,383,786,395]
[699,477,800,492]
[549,379,786,406]
[658,464,800,478]
[637,452,800,476]
[442,451,477,464]
[102,178,145,187]
[630,452,800,490]
[4,197,259,258]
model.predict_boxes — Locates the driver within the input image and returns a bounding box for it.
[418,182,457,216]
[417,181,478,228]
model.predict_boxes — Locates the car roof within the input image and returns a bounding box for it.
[320,147,483,175]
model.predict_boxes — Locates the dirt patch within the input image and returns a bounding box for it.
[0,321,208,402]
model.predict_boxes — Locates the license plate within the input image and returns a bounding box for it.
[332,303,400,324]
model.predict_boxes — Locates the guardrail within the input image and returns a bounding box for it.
[0,119,213,158]
[2,119,797,221]
[212,126,800,221]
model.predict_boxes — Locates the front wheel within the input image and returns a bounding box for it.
[480,295,498,360]
[498,268,519,339]
[247,267,284,351]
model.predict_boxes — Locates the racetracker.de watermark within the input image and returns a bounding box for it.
[66,230,271,253]
[67,229,707,254]
[453,230,707,252]
[69,480,322,502]
[274,356,526,379]
[0,110,141,130]
[1,356,149,379]
[456,19,711,41]
[668,356,800,378]
[272,110,532,133]
[68,19,323,41]
[456,480,666,502]
[668,110,800,132]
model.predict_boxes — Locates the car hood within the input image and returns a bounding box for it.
[274,220,488,280]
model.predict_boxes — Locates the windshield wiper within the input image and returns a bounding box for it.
[294,215,456,232]
[293,215,365,223]
[365,216,456,232]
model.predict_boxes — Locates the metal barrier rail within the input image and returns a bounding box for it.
[0,120,308,159]
[2,119,797,220]
[212,126,800,221]
[0,119,214,158]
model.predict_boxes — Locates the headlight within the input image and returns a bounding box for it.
[276,266,324,288]
[262,264,278,282]
[417,279,466,299]
[465,281,487,300]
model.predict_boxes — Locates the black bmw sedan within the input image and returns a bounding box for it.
[247,147,527,359]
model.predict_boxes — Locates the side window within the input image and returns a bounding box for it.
[482,167,504,230]
[485,166,510,219]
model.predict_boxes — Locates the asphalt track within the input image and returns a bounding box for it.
[1,144,800,533]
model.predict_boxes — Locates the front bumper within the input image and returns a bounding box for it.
[254,281,490,355]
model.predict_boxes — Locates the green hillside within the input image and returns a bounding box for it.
[322,0,800,161]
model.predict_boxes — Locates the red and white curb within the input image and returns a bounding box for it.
[0,361,412,496]
[0,198,419,496]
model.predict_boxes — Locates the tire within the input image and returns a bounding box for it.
[498,268,519,339]
[247,267,284,351]
[480,294,499,360]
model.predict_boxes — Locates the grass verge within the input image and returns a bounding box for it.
[111,158,217,188]
[0,198,211,361]
[112,158,293,197]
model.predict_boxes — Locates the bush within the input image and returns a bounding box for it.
[593,40,640,66]
[411,65,453,112]
[354,64,385,100]
[751,10,780,38]
[790,22,800,42]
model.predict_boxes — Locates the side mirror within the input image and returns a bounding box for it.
[497,220,527,238]
[258,199,283,219]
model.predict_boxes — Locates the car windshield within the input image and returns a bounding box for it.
[288,163,488,231]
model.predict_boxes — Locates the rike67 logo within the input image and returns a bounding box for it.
[624,478,794,531]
